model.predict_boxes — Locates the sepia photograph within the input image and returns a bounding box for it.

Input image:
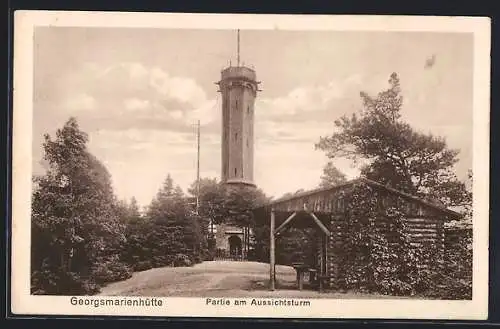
[11,12,490,319]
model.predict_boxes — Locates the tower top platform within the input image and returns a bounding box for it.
[220,66,257,82]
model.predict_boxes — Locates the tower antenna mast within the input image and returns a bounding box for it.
[237,29,240,67]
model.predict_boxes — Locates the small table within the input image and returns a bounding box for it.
[291,263,310,291]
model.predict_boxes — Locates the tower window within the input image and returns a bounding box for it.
[235,132,238,140]
[234,168,237,176]
[247,106,250,114]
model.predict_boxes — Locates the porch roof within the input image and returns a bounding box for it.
[254,177,462,220]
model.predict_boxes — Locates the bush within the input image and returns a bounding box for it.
[172,253,192,267]
[433,278,472,300]
[192,254,203,264]
[204,249,216,261]
[151,255,170,268]
[134,260,153,272]
[91,256,133,285]
[31,263,100,295]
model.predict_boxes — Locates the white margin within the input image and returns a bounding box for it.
[11,11,491,319]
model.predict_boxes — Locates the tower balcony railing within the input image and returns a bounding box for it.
[220,65,258,82]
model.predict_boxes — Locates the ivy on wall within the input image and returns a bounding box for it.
[338,182,471,299]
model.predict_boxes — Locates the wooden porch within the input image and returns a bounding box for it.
[253,178,463,292]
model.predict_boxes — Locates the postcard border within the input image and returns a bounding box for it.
[11,11,491,319]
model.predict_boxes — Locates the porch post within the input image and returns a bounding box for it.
[269,208,276,291]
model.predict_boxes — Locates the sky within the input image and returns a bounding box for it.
[32,27,473,207]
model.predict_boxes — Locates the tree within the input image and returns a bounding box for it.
[187,178,269,227]
[224,185,268,226]
[187,179,271,260]
[188,178,226,225]
[146,175,201,266]
[31,117,129,294]
[128,197,141,218]
[316,72,471,209]
[319,162,347,188]
[116,197,141,223]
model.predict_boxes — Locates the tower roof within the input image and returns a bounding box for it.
[220,65,257,82]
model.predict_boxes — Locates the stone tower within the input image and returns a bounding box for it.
[216,33,260,187]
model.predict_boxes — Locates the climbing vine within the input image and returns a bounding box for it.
[339,183,445,297]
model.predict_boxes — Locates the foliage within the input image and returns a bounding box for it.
[316,73,471,210]
[31,264,100,296]
[188,178,227,225]
[188,178,270,256]
[31,118,130,295]
[339,182,471,298]
[436,228,472,299]
[224,185,269,226]
[276,228,316,266]
[91,255,133,285]
[319,162,347,188]
[172,254,193,267]
[248,222,270,262]
[143,175,200,267]
[31,119,273,295]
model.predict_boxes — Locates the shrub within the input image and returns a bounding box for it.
[433,277,472,300]
[204,249,216,261]
[134,261,153,272]
[91,256,133,285]
[31,262,100,295]
[192,254,203,264]
[172,253,192,267]
[151,255,170,268]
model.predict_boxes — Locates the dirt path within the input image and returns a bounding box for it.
[99,261,293,297]
[98,261,407,299]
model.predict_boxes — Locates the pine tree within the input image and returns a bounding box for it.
[319,162,347,188]
[146,175,200,267]
[316,73,471,209]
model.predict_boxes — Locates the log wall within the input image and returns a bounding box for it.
[321,191,448,290]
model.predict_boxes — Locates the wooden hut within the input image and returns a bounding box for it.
[252,177,463,291]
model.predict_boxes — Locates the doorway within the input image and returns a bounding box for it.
[228,235,242,260]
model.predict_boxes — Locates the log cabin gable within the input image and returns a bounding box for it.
[367,183,460,221]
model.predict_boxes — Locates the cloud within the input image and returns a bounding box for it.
[56,62,217,134]
[256,75,363,121]
[124,98,150,111]
[35,59,471,208]
[38,63,379,205]
[63,93,96,111]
